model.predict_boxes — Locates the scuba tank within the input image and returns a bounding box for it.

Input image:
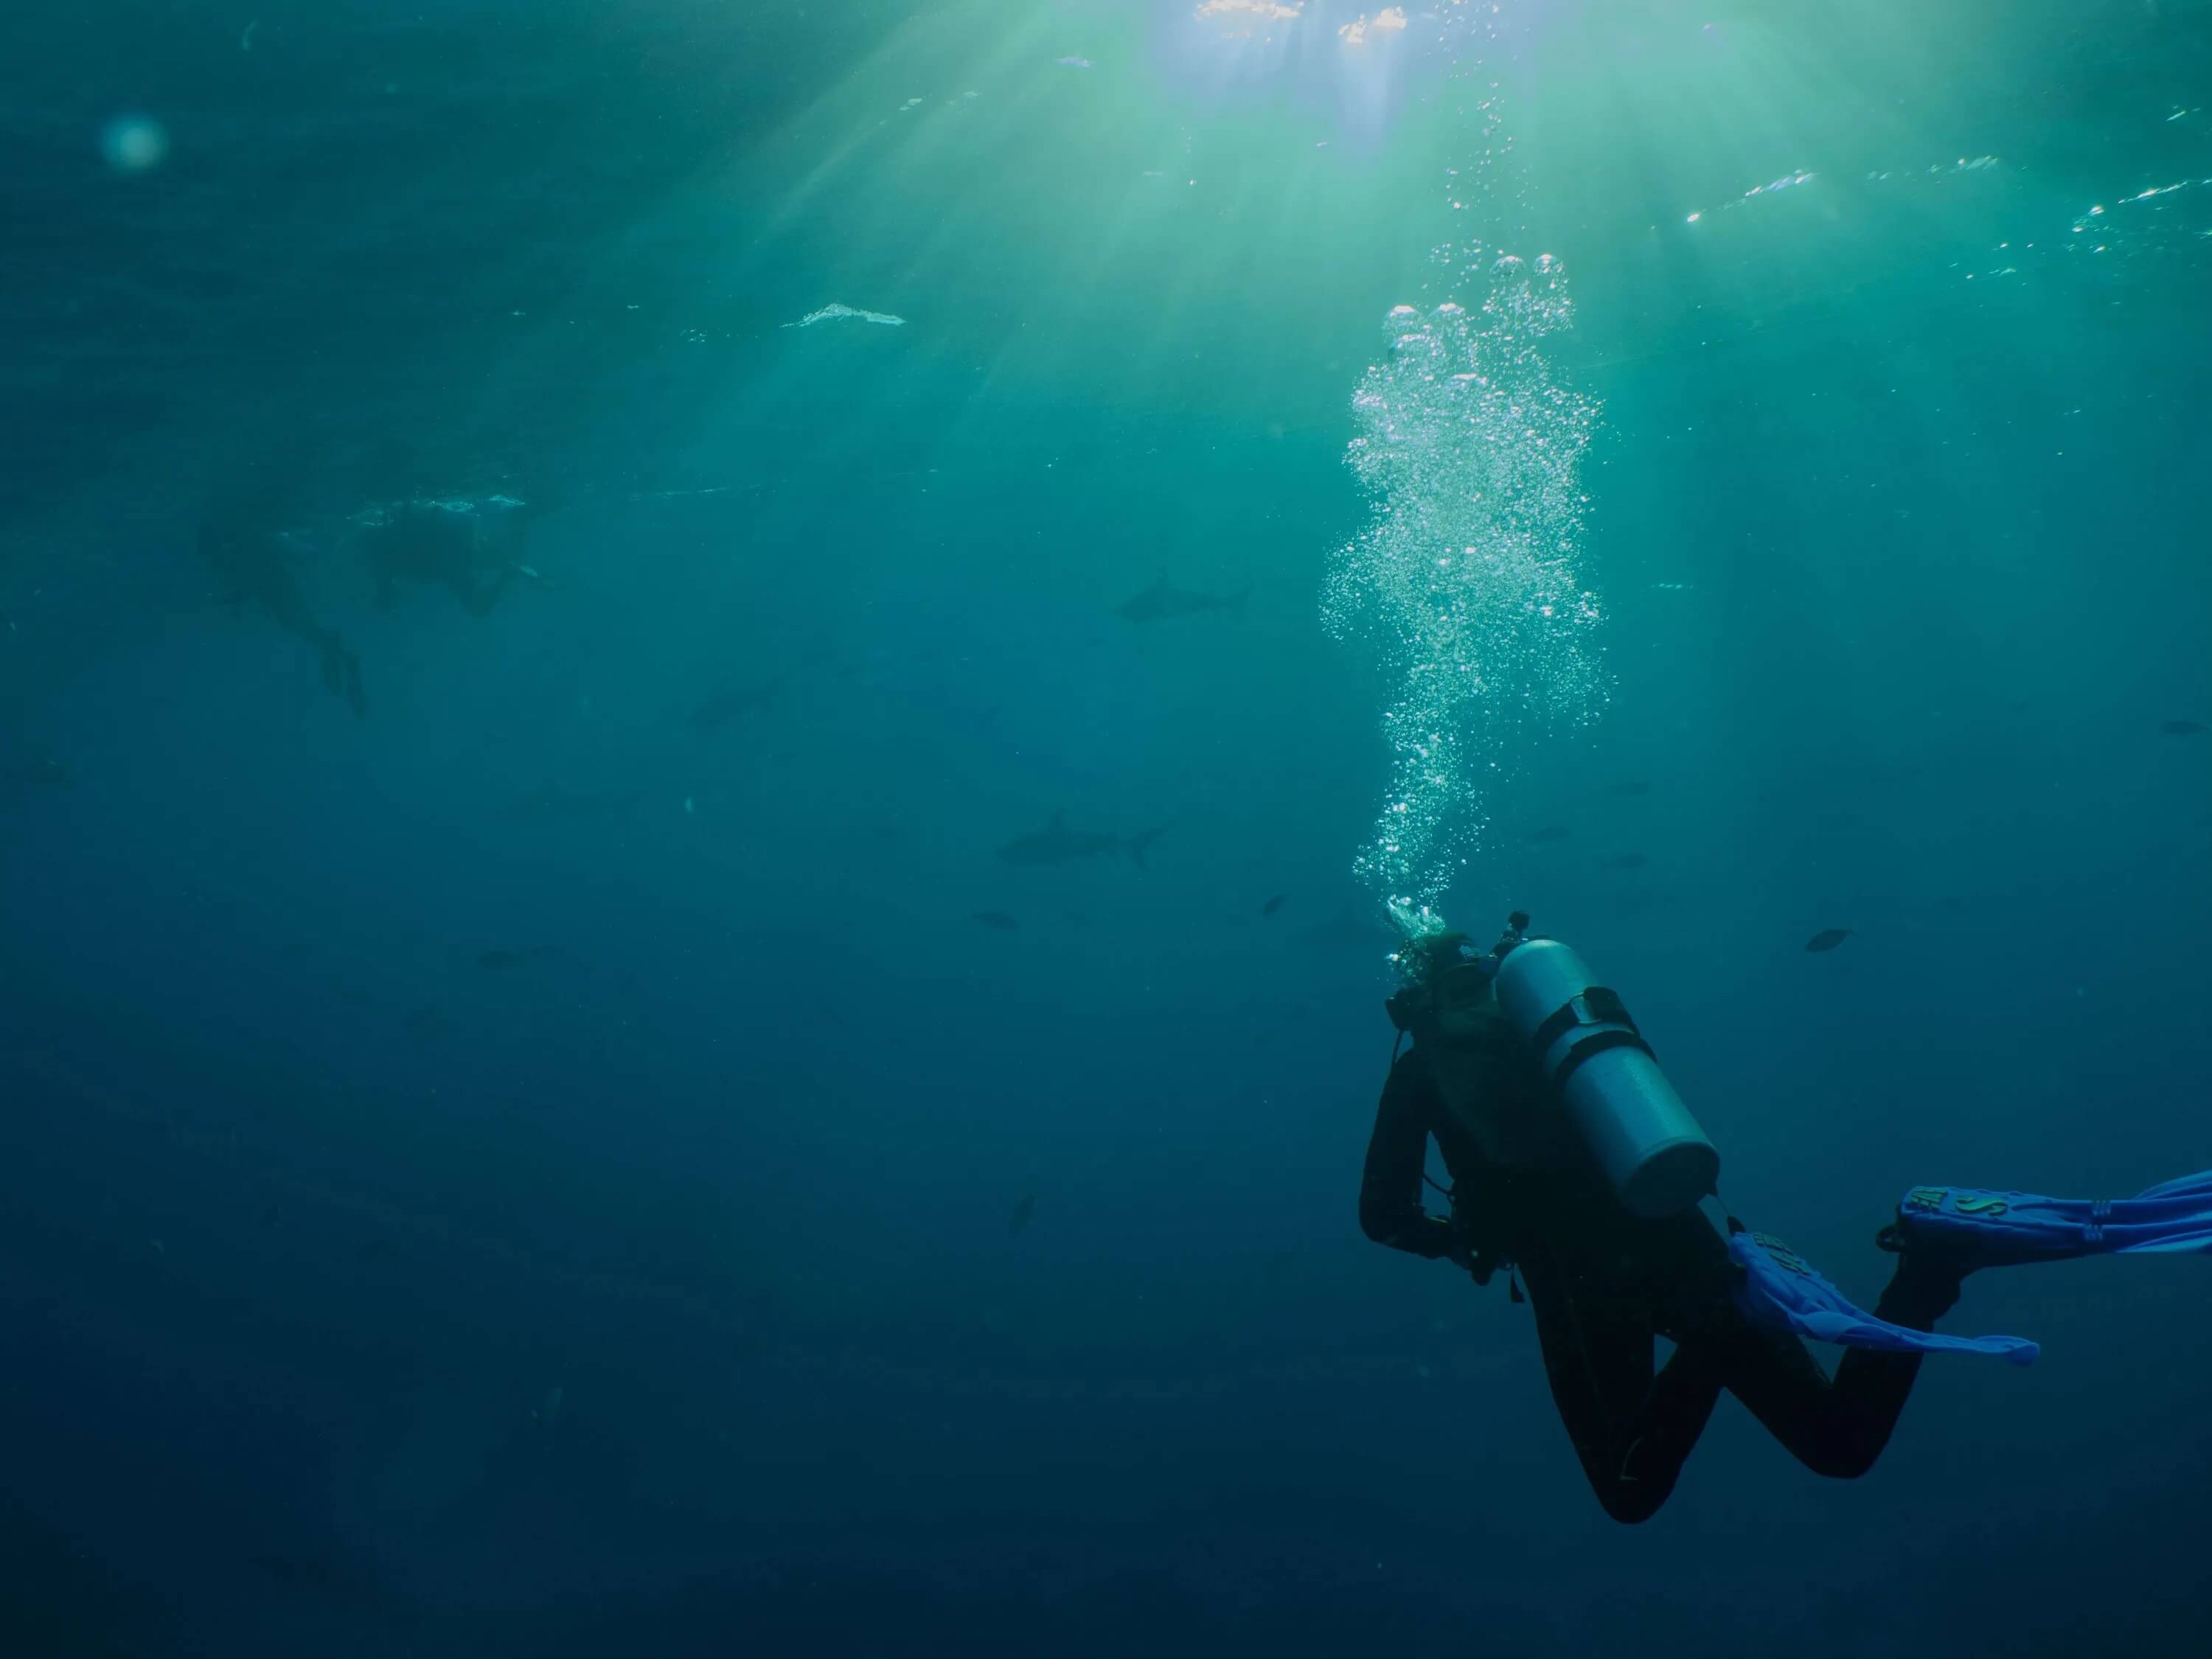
[1491,932,1719,1219]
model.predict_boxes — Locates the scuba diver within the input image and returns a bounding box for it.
[359,494,546,617]
[1360,911,2211,1523]
[198,498,367,717]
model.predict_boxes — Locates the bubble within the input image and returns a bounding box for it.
[1320,4,1608,917]
[100,115,169,173]
[1323,272,1607,911]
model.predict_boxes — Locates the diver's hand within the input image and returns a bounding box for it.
[1444,1216,1495,1285]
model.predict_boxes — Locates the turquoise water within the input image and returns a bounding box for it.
[1,2,2208,1652]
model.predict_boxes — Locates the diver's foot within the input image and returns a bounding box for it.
[1874,1217,1972,1324]
[1875,1215,1984,1279]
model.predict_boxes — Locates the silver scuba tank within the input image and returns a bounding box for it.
[1492,938,1719,1219]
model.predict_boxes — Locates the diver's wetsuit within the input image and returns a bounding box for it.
[1360,1042,1960,1524]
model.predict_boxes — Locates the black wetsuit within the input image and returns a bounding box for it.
[1360,1040,1960,1523]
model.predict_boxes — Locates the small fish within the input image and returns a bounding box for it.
[1260,893,1287,917]
[403,1003,450,1035]
[1056,56,1093,69]
[1604,852,1650,870]
[997,811,1165,870]
[970,910,1019,931]
[1009,1194,1037,1236]
[2161,718,2205,736]
[476,947,557,973]
[1804,928,1852,953]
[501,782,647,822]
[4,757,70,789]
[1528,825,1571,844]
[1113,576,1250,623]
[532,1385,564,1428]
[1610,779,1653,798]
[246,1551,388,1607]
[687,677,782,731]
[1290,910,1398,953]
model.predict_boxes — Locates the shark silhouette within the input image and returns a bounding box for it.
[996,811,1165,870]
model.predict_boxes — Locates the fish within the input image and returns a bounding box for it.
[247,1551,388,1609]
[1528,825,1571,844]
[687,677,782,731]
[1056,55,1093,69]
[501,782,647,822]
[1260,893,1287,916]
[1609,779,1653,797]
[2162,718,2206,736]
[1008,1194,1037,1236]
[1290,910,1399,953]
[1603,852,1650,871]
[476,946,559,970]
[1113,576,1250,623]
[4,757,70,790]
[996,811,1166,870]
[1804,928,1852,953]
[970,910,1019,931]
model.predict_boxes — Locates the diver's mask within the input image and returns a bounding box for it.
[1385,911,1533,1035]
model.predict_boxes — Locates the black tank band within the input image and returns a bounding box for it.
[1528,985,1641,1057]
[1528,987,1655,1091]
[1551,1026,1656,1091]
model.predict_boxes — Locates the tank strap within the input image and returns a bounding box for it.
[1552,1026,1658,1091]
[1527,985,1658,1092]
[1528,986,1650,1057]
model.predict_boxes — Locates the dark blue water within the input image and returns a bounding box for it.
[3,2,2210,1654]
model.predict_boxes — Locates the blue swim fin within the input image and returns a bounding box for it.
[1730,1228,2040,1365]
[1891,1169,2212,1264]
[1733,1169,2212,1363]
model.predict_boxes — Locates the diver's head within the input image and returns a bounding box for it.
[1386,911,1532,1046]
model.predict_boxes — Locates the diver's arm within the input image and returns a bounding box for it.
[1358,1052,1459,1260]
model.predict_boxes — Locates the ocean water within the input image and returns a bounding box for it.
[2,1,2208,1653]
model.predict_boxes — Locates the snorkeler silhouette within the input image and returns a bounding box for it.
[198,493,366,716]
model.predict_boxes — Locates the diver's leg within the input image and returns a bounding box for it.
[1520,1237,1722,1524]
[1711,1259,1961,1480]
